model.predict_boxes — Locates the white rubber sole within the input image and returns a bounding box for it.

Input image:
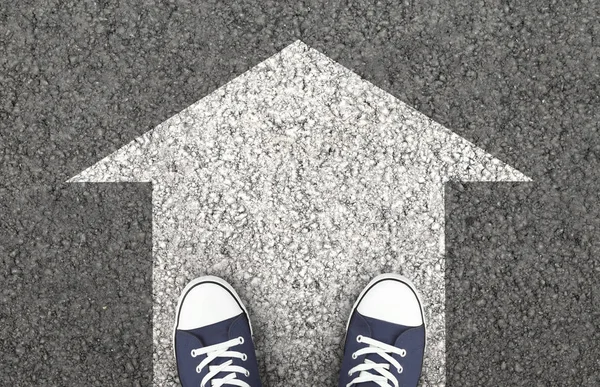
[172,276,252,359]
[344,273,427,349]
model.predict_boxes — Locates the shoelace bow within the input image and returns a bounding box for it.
[347,335,407,387]
[191,336,250,387]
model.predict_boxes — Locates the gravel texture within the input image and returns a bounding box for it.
[1,0,598,386]
[0,184,153,386]
[71,41,528,386]
[446,182,600,386]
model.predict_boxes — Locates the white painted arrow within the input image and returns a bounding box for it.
[70,40,529,386]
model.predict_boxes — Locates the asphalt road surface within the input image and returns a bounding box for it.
[1,1,598,386]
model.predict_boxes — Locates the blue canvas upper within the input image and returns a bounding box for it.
[175,313,262,387]
[339,311,426,387]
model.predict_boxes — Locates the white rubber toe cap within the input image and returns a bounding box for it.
[176,277,243,330]
[356,275,424,327]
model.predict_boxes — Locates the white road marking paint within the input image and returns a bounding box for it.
[71,40,529,386]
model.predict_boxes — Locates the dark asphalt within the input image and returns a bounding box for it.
[446,182,599,386]
[1,0,598,385]
[0,184,153,386]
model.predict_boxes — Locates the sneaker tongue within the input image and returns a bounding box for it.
[362,315,408,344]
[188,314,240,347]
[175,314,244,385]
[362,314,408,370]
[357,315,424,387]
[357,371,381,387]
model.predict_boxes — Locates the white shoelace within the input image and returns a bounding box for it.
[347,335,407,387]
[191,336,250,387]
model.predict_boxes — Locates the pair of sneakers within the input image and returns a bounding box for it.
[174,274,426,387]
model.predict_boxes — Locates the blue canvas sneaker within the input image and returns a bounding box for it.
[339,274,426,387]
[174,276,262,387]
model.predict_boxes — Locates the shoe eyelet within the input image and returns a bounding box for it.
[238,336,245,345]
[245,371,250,377]
[352,353,357,359]
[348,371,353,376]
[397,366,403,374]
[356,335,363,343]
[241,354,248,361]
[400,349,407,357]
[190,349,196,357]
[196,365,201,374]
